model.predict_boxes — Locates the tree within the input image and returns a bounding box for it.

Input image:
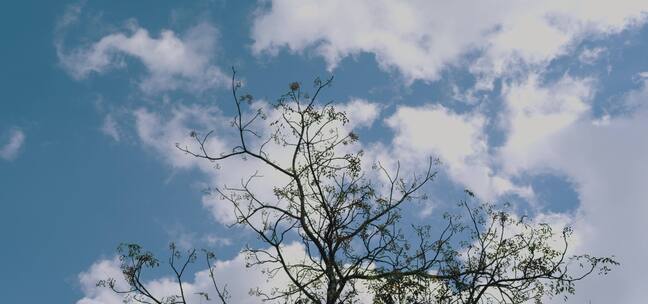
[100,70,617,304]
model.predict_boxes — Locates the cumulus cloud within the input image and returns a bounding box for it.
[387,105,486,166]
[134,105,228,170]
[252,0,648,83]
[495,77,648,303]
[375,73,596,207]
[549,114,648,303]
[58,21,227,93]
[0,128,26,161]
[498,74,594,175]
[621,74,648,112]
[338,98,381,128]
[385,104,532,201]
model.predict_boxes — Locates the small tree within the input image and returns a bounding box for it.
[178,71,447,303]
[100,71,616,304]
[176,70,616,303]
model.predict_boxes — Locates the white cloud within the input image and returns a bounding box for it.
[58,22,227,93]
[339,98,380,128]
[623,76,648,111]
[77,258,124,304]
[387,105,485,166]
[133,103,287,224]
[252,0,648,83]
[101,114,120,142]
[495,76,648,303]
[385,104,532,201]
[0,128,25,161]
[499,74,594,175]
[165,226,233,251]
[134,105,228,170]
[526,110,648,304]
[578,46,606,64]
[204,234,232,247]
[55,2,83,32]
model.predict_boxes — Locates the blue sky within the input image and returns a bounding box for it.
[2,1,648,303]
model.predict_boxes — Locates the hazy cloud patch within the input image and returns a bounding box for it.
[0,128,25,161]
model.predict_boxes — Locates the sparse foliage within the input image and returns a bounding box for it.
[177,70,450,303]
[98,243,229,304]
[370,200,618,304]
